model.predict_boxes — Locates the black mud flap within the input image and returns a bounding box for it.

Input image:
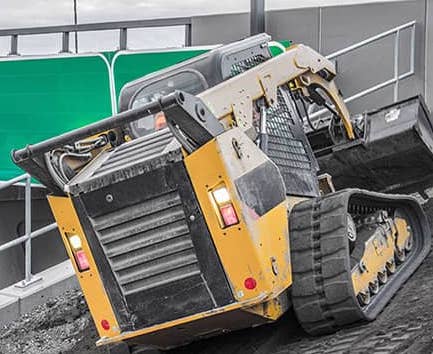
[311,96,433,194]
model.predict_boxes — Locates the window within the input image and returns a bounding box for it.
[128,70,207,138]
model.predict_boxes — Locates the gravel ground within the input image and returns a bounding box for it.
[0,290,95,354]
[1,201,433,354]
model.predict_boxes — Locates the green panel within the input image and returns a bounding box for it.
[269,40,292,56]
[0,55,112,180]
[1,41,292,181]
[112,49,210,101]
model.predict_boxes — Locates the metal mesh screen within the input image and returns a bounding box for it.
[266,88,312,171]
[229,51,319,196]
[229,54,268,77]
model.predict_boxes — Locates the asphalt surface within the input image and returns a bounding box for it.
[1,201,433,354]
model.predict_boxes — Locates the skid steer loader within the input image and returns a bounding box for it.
[12,34,431,352]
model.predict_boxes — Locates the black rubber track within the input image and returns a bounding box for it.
[289,188,431,335]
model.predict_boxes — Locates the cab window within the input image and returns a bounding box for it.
[129,71,207,138]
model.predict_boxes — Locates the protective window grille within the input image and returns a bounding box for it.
[229,52,317,195]
[229,54,268,77]
[266,88,312,171]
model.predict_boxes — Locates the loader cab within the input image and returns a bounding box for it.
[118,33,272,139]
[118,35,320,198]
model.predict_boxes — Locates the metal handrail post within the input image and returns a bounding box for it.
[410,24,416,73]
[0,174,57,289]
[14,175,43,288]
[24,175,32,283]
[9,34,18,56]
[394,30,400,102]
[119,28,128,50]
[61,32,70,53]
[185,24,192,46]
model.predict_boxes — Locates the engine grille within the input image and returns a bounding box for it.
[93,128,175,179]
[68,128,177,195]
[89,190,200,297]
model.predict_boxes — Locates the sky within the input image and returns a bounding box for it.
[0,0,405,55]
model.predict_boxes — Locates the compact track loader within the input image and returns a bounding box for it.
[12,34,431,352]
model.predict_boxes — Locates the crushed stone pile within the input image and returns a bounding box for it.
[0,290,104,354]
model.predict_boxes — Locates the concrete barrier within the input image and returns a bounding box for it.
[0,260,78,327]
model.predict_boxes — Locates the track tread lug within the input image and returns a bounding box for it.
[289,189,430,337]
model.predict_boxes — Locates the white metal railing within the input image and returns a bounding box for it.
[309,21,416,122]
[0,174,57,288]
[0,18,192,55]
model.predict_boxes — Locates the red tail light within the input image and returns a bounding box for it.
[101,319,110,330]
[220,203,239,226]
[210,185,240,228]
[67,233,90,272]
[74,250,90,272]
[244,277,257,290]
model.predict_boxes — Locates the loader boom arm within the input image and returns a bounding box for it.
[198,44,355,140]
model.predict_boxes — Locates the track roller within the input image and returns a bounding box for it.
[368,278,379,295]
[377,268,388,285]
[357,289,371,307]
[386,258,396,275]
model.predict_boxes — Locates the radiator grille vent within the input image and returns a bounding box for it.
[68,128,178,195]
[89,190,200,297]
[94,129,175,178]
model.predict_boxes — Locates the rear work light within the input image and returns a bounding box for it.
[212,187,231,204]
[67,233,90,272]
[211,185,239,228]
[68,234,82,250]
